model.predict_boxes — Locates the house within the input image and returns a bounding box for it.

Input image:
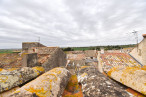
[22,42,67,71]
[84,50,97,59]
[130,34,146,65]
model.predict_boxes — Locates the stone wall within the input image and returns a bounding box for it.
[28,47,57,55]
[22,42,46,52]
[42,48,67,72]
[142,36,146,65]
[22,53,39,67]
[130,34,146,65]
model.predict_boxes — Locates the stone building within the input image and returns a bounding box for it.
[22,42,67,71]
[130,34,146,65]
[22,42,45,53]
[0,42,67,96]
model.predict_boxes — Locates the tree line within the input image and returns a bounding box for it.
[62,45,135,51]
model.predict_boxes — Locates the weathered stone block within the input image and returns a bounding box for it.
[107,66,146,95]
[9,67,71,97]
[0,87,20,97]
[0,66,44,93]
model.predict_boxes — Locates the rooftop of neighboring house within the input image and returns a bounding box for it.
[67,54,86,60]
[84,50,97,57]
[122,47,134,53]
[68,60,85,66]
[29,47,59,55]
[22,42,46,50]
[0,46,60,69]
[32,47,61,65]
[67,51,84,54]
[0,53,22,69]
[100,52,141,72]
[37,54,51,65]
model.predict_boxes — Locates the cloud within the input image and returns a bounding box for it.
[0,0,146,48]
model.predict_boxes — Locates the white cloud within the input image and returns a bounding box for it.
[0,0,146,48]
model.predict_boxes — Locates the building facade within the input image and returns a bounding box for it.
[130,34,146,65]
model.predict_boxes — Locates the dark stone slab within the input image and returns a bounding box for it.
[78,67,131,97]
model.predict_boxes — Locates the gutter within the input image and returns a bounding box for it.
[128,53,143,67]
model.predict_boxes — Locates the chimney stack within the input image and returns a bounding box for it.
[100,47,104,54]
[142,34,146,38]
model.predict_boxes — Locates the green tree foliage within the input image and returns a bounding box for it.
[62,47,74,51]
[61,45,135,51]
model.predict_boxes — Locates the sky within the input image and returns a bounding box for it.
[0,0,146,49]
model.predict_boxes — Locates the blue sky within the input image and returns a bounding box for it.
[0,0,146,48]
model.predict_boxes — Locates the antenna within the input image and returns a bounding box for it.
[132,30,138,52]
[38,37,40,47]
[38,37,40,43]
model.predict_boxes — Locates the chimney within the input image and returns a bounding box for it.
[142,34,146,38]
[100,47,104,54]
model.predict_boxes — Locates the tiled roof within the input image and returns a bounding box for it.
[69,60,85,65]
[38,54,50,65]
[29,47,58,54]
[100,52,141,72]
[67,54,85,60]
[0,53,22,68]
[67,51,84,54]
[85,50,97,57]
